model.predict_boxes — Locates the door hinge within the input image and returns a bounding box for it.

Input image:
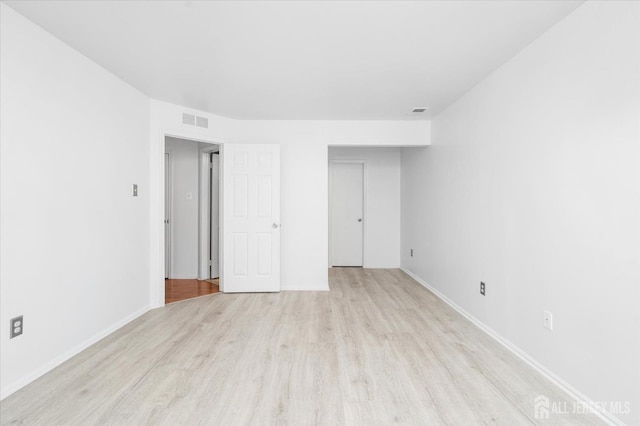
[208,259,212,266]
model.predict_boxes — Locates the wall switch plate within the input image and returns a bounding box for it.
[410,249,414,257]
[132,184,138,197]
[544,311,553,331]
[480,282,485,295]
[10,316,23,338]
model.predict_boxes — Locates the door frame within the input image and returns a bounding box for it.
[154,129,222,307]
[198,146,220,281]
[164,152,172,279]
[328,160,367,268]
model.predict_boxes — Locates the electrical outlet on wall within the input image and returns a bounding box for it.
[10,316,23,338]
[410,249,414,257]
[480,282,485,296]
[544,311,553,331]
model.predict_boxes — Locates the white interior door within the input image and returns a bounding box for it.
[164,153,171,278]
[222,144,280,292]
[330,162,364,266]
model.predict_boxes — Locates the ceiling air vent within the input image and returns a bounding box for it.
[182,113,196,125]
[182,112,209,129]
[196,116,209,128]
[412,107,428,113]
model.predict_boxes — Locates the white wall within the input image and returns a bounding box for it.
[165,137,200,278]
[329,147,401,268]
[401,2,639,424]
[149,100,430,304]
[0,4,150,398]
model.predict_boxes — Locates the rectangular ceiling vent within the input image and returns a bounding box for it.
[412,107,428,113]
[196,116,209,128]
[182,112,196,125]
[182,112,209,129]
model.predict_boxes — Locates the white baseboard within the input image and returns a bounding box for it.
[400,267,624,426]
[0,305,150,400]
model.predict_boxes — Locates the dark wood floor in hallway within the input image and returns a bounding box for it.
[165,278,219,304]
[1,269,603,425]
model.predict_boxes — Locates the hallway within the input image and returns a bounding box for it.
[165,278,220,304]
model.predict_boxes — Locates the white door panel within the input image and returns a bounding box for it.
[330,162,364,267]
[223,144,280,292]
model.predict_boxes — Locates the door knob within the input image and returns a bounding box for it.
[272,223,279,229]
[357,218,362,222]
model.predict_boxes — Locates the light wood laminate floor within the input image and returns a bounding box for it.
[1,269,602,425]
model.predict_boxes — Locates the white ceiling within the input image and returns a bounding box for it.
[6,1,582,120]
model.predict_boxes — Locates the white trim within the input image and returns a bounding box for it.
[400,268,624,426]
[198,149,209,280]
[328,160,333,267]
[198,146,220,280]
[0,305,150,400]
[328,160,366,268]
[210,153,220,280]
[164,152,172,279]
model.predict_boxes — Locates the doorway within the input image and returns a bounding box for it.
[164,136,220,303]
[329,161,364,267]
